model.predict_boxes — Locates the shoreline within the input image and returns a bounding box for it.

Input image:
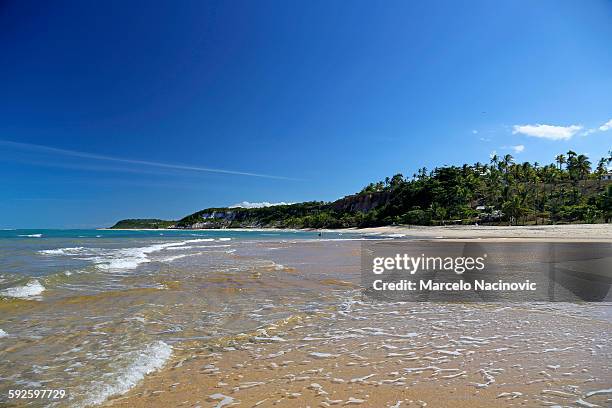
[332,224,612,241]
[101,237,611,408]
[7,230,606,407]
[100,237,612,408]
[101,224,612,241]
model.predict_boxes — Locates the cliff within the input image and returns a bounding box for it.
[330,191,391,213]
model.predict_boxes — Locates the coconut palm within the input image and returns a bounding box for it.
[596,158,607,187]
[490,154,499,168]
[575,154,591,180]
[555,154,566,170]
[503,154,514,168]
[502,194,528,225]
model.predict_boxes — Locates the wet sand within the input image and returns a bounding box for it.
[101,240,612,408]
[104,302,612,408]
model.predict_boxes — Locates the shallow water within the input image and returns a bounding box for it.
[1,230,610,407]
[0,230,362,407]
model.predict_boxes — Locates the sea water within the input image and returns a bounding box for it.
[0,229,362,407]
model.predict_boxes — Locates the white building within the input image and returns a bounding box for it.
[602,172,612,181]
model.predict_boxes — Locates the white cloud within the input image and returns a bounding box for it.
[512,124,582,140]
[577,118,611,137]
[472,130,478,134]
[581,128,597,136]
[229,201,293,209]
[599,119,612,131]
[512,144,525,153]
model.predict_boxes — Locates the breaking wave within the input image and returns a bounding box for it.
[77,341,172,407]
[38,238,230,272]
[0,279,46,299]
[39,247,86,255]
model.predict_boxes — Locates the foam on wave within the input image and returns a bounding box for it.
[41,238,227,272]
[0,279,46,299]
[39,247,86,255]
[78,340,172,407]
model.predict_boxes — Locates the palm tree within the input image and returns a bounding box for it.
[596,158,607,187]
[490,154,499,168]
[566,150,579,180]
[499,154,514,179]
[575,154,591,180]
[555,154,566,170]
[502,194,528,225]
[417,167,428,180]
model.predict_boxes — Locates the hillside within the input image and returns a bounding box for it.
[110,219,176,229]
[111,151,612,229]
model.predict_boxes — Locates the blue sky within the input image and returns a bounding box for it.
[1,0,611,228]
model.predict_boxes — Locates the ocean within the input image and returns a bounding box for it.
[0,229,363,407]
[2,229,611,407]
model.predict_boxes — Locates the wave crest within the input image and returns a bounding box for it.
[78,341,172,407]
[0,280,46,299]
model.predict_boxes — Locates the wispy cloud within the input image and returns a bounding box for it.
[582,128,597,136]
[0,140,296,180]
[8,157,188,177]
[599,119,612,131]
[512,124,582,140]
[229,201,293,208]
[581,118,612,136]
[499,144,525,153]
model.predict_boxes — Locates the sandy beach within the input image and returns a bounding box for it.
[97,230,612,408]
[104,300,611,408]
[331,224,612,241]
[2,228,609,407]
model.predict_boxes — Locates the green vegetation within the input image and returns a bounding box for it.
[110,219,176,229]
[112,150,612,229]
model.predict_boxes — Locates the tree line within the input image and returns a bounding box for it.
[113,150,612,229]
[355,150,611,227]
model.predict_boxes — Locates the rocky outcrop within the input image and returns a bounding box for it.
[330,191,391,213]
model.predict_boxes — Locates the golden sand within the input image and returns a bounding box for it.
[104,298,612,408]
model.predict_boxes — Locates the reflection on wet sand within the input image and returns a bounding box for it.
[1,238,610,407]
[105,294,612,408]
[103,241,610,408]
